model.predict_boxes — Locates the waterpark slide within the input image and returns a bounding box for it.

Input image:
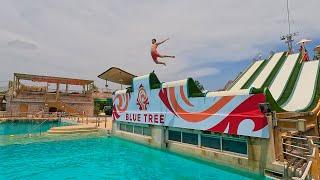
[268,53,300,101]
[281,60,320,111]
[230,52,284,90]
[249,52,284,89]
[229,60,264,90]
[227,51,320,112]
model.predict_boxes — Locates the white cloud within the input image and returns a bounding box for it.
[7,39,38,50]
[1,0,320,89]
[186,67,220,78]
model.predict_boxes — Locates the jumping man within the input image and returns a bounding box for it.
[151,38,175,66]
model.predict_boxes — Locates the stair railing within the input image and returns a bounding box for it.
[25,113,60,136]
[25,119,49,136]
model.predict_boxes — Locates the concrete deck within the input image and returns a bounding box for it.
[63,117,113,131]
[48,124,99,134]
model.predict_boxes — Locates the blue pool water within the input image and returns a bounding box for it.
[0,136,266,180]
[0,120,71,135]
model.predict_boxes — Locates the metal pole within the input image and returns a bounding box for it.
[286,0,291,34]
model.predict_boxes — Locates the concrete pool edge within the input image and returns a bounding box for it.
[111,132,266,179]
[111,121,274,177]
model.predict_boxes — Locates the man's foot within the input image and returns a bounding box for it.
[171,56,175,58]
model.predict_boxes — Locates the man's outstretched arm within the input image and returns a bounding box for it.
[156,38,169,45]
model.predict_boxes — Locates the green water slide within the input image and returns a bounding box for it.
[304,65,320,112]
[261,53,287,88]
[229,52,286,91]
[228,50,320,113]
[252,60,320,112]
[281,60,320,111]
[268,53,301,101]
[229,60,265,90]
[240,60,269,89]
[242,52,284,89]
[248,52,285,89]
[276,54,303,106]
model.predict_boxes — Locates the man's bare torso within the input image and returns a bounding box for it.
[151,43,158,53]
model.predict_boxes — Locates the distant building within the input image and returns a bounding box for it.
[5,73,95,116]
[0,95,6,111]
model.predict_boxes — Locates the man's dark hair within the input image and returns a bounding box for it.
[152,38,156,42]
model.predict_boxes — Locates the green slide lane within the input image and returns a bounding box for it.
[282,61,320,111]
[261,52,287,88]
[228,61,255,90]
[241,59,269,89]
[303,65,320,112]
[281,61,320,111]
[229,60,264,90]
[249,52,284,89]
[276,54,303,106]
[269,53,300,101]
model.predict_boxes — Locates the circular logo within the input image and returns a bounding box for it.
[137,84,149,110]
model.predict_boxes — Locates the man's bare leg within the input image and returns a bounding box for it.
[154,59,166,66]
[160,55,175,58]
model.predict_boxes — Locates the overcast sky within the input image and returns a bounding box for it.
[1,0,320,90]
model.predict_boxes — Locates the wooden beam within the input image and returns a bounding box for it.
[56,83,60,101]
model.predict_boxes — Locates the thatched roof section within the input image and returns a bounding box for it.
[98,67,136,85]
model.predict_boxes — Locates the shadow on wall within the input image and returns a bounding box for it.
[49,107,59,112]
[0,96,6,111]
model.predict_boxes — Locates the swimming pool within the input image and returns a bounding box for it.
[0,136,266,179]
[0,120,71,135]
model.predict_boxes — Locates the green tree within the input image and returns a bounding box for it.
[89,83,99,92]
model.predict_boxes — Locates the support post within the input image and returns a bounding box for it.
[297,119,306,132]
[13,75,16,92]
[274,125,284,161]
[266,113,277,166]
[17,78,20,91]
[56,83,60,101]
[310,140,320,179]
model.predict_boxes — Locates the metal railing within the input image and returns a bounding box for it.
[25,118,50,136]
[1,111,113,134]
[283,135,320,180]
[65,114,112,131]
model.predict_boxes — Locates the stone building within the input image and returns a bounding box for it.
[6,73,95,116]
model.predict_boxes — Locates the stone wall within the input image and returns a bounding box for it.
[6,99,94,116]
[66,102,94,116]
[92,91,112,99]
[7,101,44,115]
